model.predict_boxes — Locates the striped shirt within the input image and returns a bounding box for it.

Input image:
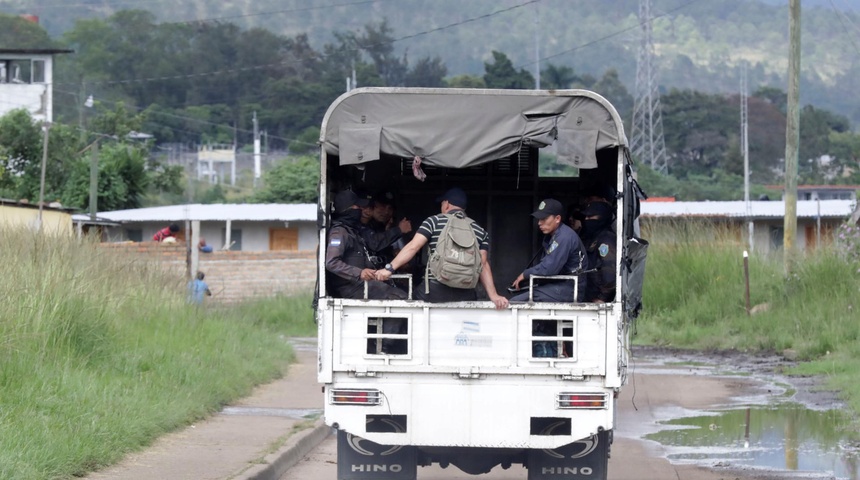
[417,209,490,253]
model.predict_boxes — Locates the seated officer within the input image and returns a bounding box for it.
[581,201,617,303]
[510,198,587,302]
[325,190,407,300]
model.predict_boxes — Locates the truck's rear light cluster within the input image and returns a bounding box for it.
[557,393,607,409]
[330,388,382,405]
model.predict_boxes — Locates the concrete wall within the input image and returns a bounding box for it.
[98,242,316,303]
[0,205,71,235]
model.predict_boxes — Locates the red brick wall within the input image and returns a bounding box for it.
[99,242,316,303]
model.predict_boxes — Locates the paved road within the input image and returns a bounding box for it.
[282,364,794,480]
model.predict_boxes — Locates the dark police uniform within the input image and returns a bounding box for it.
[584,228,617,303]
[325,220,407,300]
[510,222,587,302]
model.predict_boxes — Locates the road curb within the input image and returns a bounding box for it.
[240,418,331,480]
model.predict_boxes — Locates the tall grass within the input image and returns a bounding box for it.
[0,228,311,480]
[636,219,860,413]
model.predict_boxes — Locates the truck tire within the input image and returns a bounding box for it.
[526,430,610,480]
[336,418,417,480]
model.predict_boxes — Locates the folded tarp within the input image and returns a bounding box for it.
[321,88,628,170]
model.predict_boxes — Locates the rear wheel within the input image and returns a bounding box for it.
[526,430,610,480]
[336,417,417,480]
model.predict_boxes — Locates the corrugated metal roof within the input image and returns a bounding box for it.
[640,200,857,219]
[71,204,317,223]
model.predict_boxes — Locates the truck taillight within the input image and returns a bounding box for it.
[557,393,607,409]
[330,388,382,405]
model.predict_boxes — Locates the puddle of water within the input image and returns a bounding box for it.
[646,404,860,479]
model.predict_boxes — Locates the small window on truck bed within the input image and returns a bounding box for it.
[531,318,575,359]
[366,316,410,356]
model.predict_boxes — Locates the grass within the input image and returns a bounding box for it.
[0,228,314,480]
[635,219,860,415]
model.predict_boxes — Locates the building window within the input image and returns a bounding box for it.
[32,60,45,83]
[770,226,784,250]
[126,229,142,242]
[222,228,242,251]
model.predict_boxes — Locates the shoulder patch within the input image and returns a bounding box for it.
[329,238,342,247]
[598,243,609,257]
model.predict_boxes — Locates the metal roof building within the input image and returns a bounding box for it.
[72,204,319,252]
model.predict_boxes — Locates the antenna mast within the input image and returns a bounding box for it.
[631,0,668,173]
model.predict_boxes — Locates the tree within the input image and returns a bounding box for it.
[61,142,151,211]
[405,56,447,88]
[445,74,486,88]
[541,63,576,90]
[288,127,320,155]
[336,19,407,87]
[591,69,634,120]
[251,155,319,203]
[0,14,55,48]
[483,51,534,89]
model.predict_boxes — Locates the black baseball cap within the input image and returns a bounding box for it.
[435,187,468,209]
[333,190,370,213]
[531,198,564,219]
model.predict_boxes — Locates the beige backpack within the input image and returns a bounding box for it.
[426,214,482,293]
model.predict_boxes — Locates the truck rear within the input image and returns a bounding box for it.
[315,88,647,479]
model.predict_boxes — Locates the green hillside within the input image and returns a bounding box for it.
[2,0,858,123]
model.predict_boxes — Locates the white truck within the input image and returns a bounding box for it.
[315,88,648,480]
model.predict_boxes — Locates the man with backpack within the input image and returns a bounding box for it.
[374,187,508,309]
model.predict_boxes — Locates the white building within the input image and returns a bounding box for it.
[0,48,72,123]
[72,203,318,252]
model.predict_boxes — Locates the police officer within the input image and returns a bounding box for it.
[355,190,410,266]
[580,201,617,303]
[510,198,587,302]
[325,190,407,300]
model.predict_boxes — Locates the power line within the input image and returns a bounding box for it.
[55,0,537,88]
[517,0,704,70]
[51,88,314,147]
[165,0,397,26]
[828,0,860,53]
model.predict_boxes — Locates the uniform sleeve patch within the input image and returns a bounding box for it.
[598,244,609,257]
[329,238,342,247]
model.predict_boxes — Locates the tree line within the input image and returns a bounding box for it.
[1,11,859,208]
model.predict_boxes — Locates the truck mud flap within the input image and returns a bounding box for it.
[337,429,417,480]
[527,430,609,480]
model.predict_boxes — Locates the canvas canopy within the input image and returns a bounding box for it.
[321,88,627,170]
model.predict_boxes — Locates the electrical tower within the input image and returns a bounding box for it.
[631,0,668,173]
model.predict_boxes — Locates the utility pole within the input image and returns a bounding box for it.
[89,141,99,221]
[631,0,668,173]
[253,111,261,188]
[784,0,801,275]
[37,122,50,231]
[534,3,540,90]
[741,62,753,251]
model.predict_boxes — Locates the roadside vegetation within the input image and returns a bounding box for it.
[636,220,860,415]
[0,228,314,480]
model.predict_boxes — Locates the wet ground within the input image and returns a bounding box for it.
[631,345,860,480]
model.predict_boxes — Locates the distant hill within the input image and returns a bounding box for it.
[2,0,860,125]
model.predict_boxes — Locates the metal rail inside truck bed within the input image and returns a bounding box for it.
[314,88,647,480]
